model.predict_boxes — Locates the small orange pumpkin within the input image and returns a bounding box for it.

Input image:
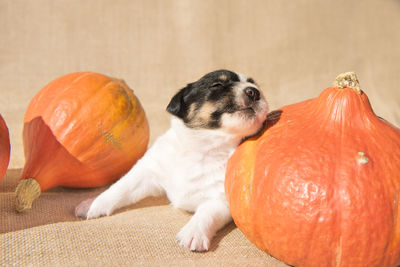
[225,72,400,267]
[16,72,149,212]
[0,114,10,180]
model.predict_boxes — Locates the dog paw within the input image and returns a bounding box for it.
[176,223,211,252]
[84,195,114,219]
[75,197,96,218]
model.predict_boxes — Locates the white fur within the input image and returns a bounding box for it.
[83,72,268,252]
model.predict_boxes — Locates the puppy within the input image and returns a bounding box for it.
[75,70,268,252]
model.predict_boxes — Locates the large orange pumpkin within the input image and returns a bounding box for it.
[16,72,149,212]
[0,114,10,180]
[225,72,400,267]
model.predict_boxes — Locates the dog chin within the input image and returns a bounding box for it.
[220,105,268,137]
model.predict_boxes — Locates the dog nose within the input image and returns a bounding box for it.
[244,87,260,101]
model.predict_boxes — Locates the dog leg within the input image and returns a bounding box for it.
[176,200,232,252]
[76,165,164,219]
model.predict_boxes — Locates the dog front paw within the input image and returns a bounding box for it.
[176,223,211,252]
[85,195,115,219]
[75,197,96,218]
[75,193,115,219]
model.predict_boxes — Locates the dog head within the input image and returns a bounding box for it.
[166,70,268,137]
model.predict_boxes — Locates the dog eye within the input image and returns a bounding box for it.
[210,82,223,89]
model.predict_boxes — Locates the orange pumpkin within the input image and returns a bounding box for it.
[225,72,400,267]
[0,114,10,180]
[16,72,149,212]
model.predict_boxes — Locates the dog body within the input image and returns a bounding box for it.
[76,70,268,251]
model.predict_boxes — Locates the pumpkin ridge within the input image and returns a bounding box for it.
[75,85,142,163]
[95,78,135,124]
[380,191,400,266]
[25,73,84,122]
[296,101,337,266]
[60,73,114,132]
[328,88,369,266]
[92,79,136,128]
[90,79,135,133]
[51,72,95,110]
[31,73,92,116]
[39,72,111,143]
[334,88,346,267]
[55,76,130,157]
[99,80,139,146]
[300,101,340,264]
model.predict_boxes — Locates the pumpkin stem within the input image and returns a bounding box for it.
[15,178,41,212]
[334,71,361,94]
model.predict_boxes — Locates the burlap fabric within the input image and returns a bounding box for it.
[1,0,400,266]
[1,170,288,266]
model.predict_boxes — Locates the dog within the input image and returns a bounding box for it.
[75,70,269,252]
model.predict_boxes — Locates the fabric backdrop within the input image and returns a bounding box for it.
[1,0,400,266]
[1,0,399,168]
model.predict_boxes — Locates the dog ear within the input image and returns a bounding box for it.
[166,85,190,119]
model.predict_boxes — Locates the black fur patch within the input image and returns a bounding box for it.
[167,70,247,129]
[247,78,255,84]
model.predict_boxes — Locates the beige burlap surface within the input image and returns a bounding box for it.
[1,0,400,266]
[0,169,106,234]
[0,169,288,266]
